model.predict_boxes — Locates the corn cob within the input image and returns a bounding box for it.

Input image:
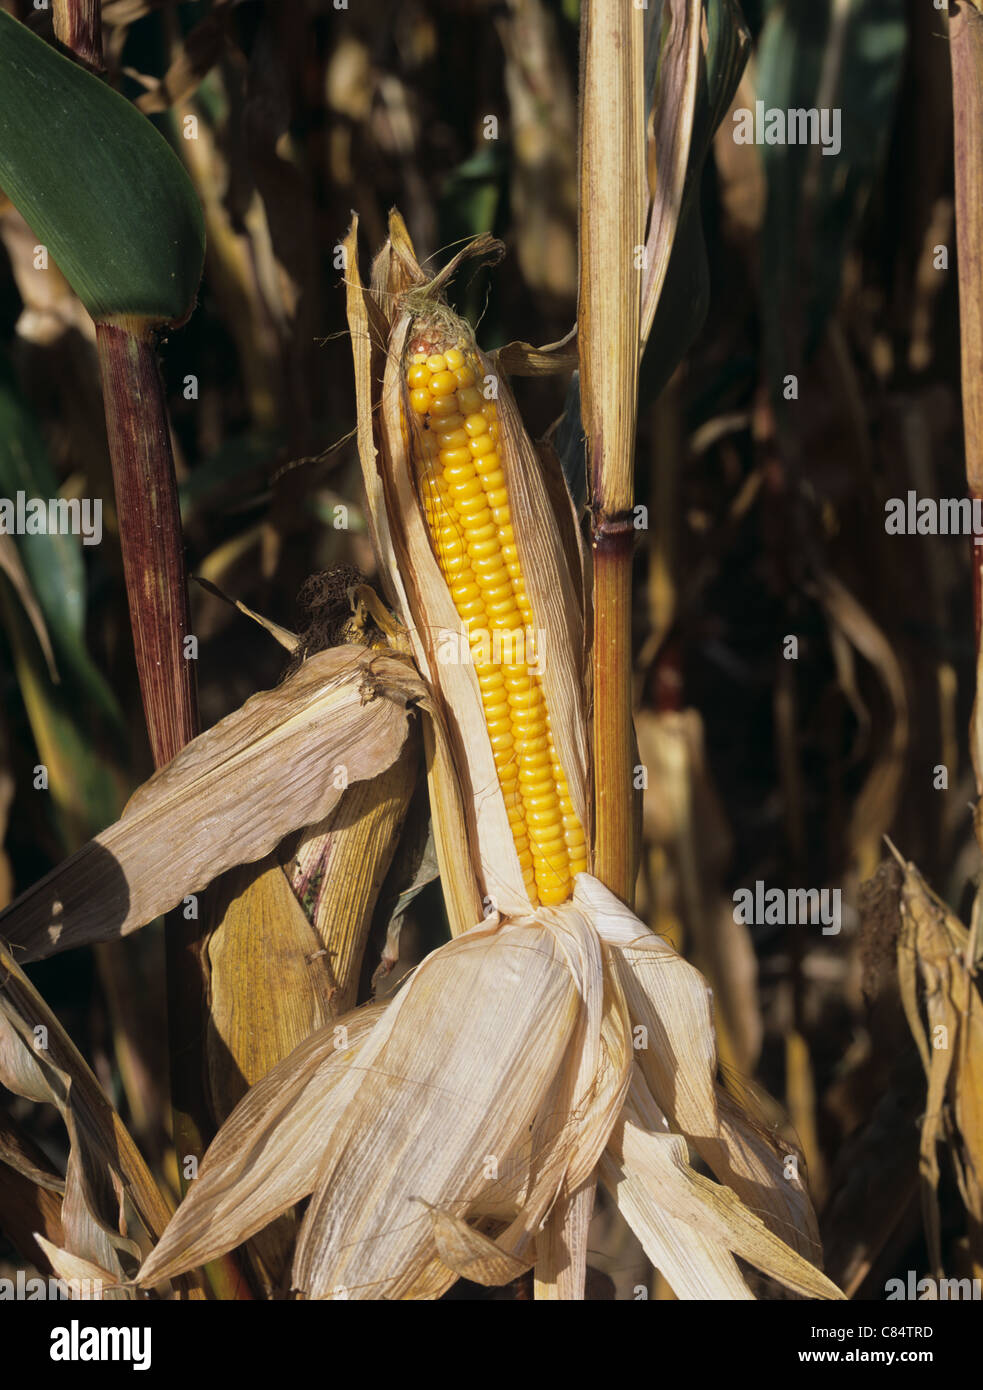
[405,332,588,907]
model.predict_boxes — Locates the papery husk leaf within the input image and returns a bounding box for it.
[599,1151,754,1299]
[138,1004,385,1286]
[0,943,175,1293]
[607,1079,843,1300]
[285,737,418,1015]
[577,873,822,1261]
[424,1204,531,1287]
[495,329,578,378]
[292,916,583,1299]
[0,647,424,961]
[477,906,632,1277]
[533,1181,595,1301]
[33,1235,120,1298]
[206,857,336,1122]
[343,216,407,616]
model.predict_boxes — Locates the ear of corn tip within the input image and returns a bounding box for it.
[404,332,588,908]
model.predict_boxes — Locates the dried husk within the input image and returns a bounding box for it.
[894,851,983,1274]
[205,857,337,1123]
[0,646,425,961]
[134,877,834,1301]
[284,737,419,1016]
[0,942,178,1296]
[138,1003,386,1287]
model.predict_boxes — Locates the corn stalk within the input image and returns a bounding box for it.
[577,0,646,906]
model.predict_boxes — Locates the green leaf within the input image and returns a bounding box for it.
[0,11,205,325]
[756,0,906,400]
[643,0,751,400]
[0,355,124,736]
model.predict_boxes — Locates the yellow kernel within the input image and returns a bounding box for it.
[515,847,534,871]
[458,387,484,414]
[429,370,457,396]
[410,389,432,414]
[429,395,459,418]
[436,413,466,433]
[437,428,469,449]
[448,472,483,499]
[444,347,465,370]
[450,574,480,598]
[407,363,431,388]
[517,742,551,764]
[467,538,501,563]
[470,434,496,458]
[427,354,447,373]
[455,365,477,388]
[453,486,487,510]
[569,856,588,877]
[485,594,518,619]
[537,881,569,907]
[464,413,489,437]
[440,448,474,472]
[488,730,515,754]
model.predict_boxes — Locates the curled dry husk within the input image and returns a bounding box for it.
[136,874,840,1300]
[344,210,590,925]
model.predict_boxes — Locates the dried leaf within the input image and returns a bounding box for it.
[0,647,425,961]
[206,858,336,1122]
[138,1004,385,1286]
[0,943,174,1294]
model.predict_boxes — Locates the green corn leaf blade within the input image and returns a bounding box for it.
[0,577,124,848]
[642,0,750,400]
[0,355,125,749]
[644,0,750,388]
[0,356,125,732]
[0,10,205,325]
[757,0,906,405]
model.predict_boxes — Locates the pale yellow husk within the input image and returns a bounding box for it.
[136,876,840,1301]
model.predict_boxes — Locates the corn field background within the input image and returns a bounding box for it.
[0,0,981,1321]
